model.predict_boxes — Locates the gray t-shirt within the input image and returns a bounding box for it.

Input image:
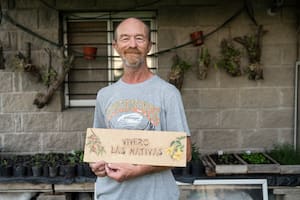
[93,75,190,200]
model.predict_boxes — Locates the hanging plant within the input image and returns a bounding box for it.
[11,42,44,82]
[233,25,267,80]
[197,47,211,80]
[11,43,74,108]
[168,55,191,91]
[217,39,242,77]
[33,48,74,108]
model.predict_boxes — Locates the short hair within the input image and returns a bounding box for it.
[114,18,151,41]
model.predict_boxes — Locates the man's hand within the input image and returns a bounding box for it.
[89,161,107,177]
[105,163,138,182]
[105,163,172,182]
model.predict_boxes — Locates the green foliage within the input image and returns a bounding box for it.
[171,55,192,73]
[67,154,77,166]
[74,150,84,163]
[217,39,242,77]
[0,158,9,166]
[41,67,58,86]
[191,143,201,161]
[31,153,44,167]
[217,154,241,165]
[199,47,211,67]
[268,144,300,165]
[240,152,271,164]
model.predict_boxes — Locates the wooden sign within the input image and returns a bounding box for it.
[83,128,187,167]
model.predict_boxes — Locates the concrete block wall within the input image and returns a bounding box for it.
[0,0,298,154]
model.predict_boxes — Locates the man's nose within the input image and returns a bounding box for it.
[128,37,137,47]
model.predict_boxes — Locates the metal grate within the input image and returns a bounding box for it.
[62,12,157,107]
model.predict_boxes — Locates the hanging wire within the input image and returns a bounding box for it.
[149,0,253,56]
[39,0,161,20]
[3,0,258,57]
[2,12,62,48]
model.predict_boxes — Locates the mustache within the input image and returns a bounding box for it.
[125,48,141,54]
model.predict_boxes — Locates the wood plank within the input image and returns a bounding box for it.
[84,128,187,167]
[54,182,94,192]
[0,183,52,192]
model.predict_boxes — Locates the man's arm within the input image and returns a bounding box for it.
[105,136,192,182]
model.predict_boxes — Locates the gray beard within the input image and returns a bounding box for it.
[123,57,144,68]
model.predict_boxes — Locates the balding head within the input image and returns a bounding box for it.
[114,18,151,42]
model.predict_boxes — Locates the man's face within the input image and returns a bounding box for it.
[113,19,151,68]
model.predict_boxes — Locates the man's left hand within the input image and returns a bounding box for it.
[105,163,138,182]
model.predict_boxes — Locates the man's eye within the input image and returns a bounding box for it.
[120,37,129,41]
[136,37,145,42]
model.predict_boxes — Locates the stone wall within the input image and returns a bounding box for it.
[0,0,299,154]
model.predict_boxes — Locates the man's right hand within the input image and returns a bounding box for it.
[89,161,107,177]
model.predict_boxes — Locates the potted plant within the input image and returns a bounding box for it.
[197,47,211,80]
[12,155,27,177]
[74,150,85,177]
[0,157,13,177]
[268,143,300,174]
[46,153,59,177]
[31,154,44,177]
[83,46,97,60]
[190,31,204,46]
[233,25,267,80]
[62,153,77,178]
[217,39,242,77]
[190,143,204,177]
[168,55,191,91]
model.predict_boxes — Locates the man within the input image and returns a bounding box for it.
[90,17,191,200]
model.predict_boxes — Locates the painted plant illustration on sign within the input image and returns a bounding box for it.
[166,136,185,161]
[86,129,106,156]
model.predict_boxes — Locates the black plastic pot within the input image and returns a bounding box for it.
[0,165,13,177]
[43,165,49,177]
[83,163,95,177]
[191,160,204,177]
[172,167,183,176]
[182,162,191,176]
[63,165,76,178]
[32,166,43,177]
[13,165,26,177]
[76,163,85,176]
[49,166,58,177]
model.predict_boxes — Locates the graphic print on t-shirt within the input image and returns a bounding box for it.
[106,99,160,130]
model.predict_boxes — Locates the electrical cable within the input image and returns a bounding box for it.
[150,5,246,56]
[3,11,62,48]
[3,1,256,57]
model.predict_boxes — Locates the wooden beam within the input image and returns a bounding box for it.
[0,183,52,193]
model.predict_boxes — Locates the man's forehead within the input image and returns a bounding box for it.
[117,19,147,32]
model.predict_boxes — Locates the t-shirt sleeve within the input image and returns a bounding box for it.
[93,92,107,128]
[164,88,190,136]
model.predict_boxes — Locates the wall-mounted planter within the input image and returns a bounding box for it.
[83,47,97,60]
[190,31,204,46]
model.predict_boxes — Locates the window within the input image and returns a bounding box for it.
[62,12,157,107]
